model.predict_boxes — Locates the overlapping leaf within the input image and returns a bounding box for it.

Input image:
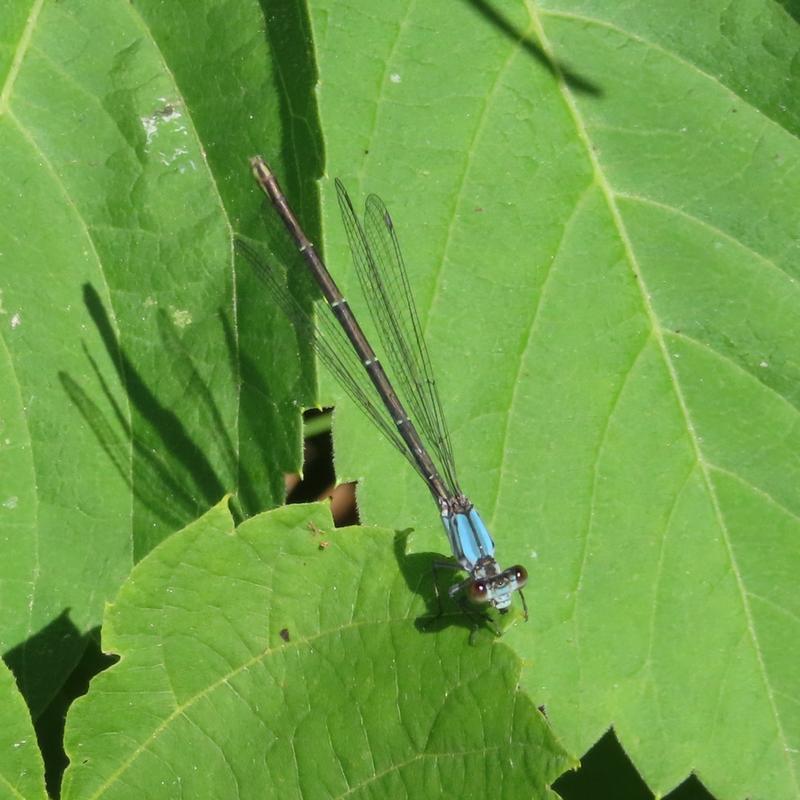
[0,0,310,716]
[60,500,572,799]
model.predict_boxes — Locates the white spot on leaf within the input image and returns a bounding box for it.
[141,101,183,147]
[171,308,192,329]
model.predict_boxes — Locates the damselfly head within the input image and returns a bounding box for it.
[467,564,528,612]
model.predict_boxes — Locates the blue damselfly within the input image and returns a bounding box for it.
[237,158,528,621]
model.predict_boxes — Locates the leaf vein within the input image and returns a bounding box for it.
[0,0,44,113]
[531,3,798,789]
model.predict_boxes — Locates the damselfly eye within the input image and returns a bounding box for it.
[510,565,528,587]
[468,581,489,604]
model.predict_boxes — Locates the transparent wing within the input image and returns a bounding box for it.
[235,237,421,473]
[335,181,460,495]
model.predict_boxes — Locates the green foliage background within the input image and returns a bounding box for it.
[0,0,798,798]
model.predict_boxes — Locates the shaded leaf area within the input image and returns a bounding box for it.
[0,656,46,800]
[61,501,573,799]
[0,0,317,717]
[31,628,118,799]
[310,1,800,798]
[555,729,715,800]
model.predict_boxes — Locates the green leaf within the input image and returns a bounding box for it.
[308,1,800,798]
[0,0,315,715]
[60,499,573,799]
[4,0,799,797]
[0,657,46,800]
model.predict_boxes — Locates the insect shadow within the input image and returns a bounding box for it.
[392,530,498,637]
[59,284,290,549]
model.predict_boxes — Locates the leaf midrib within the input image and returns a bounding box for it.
[528,1,798,790]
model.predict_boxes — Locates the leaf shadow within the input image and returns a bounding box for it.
[4,612,118,798]
[4,609,83,719]
[254,0,324,233]
[462,0,603,97]
[773,0,800,26]
[33,624,114,799]
[554,727,717,800]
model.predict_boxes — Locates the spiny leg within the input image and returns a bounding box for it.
[519,588,529,621]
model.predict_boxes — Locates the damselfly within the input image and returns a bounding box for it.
[237,158,528,621]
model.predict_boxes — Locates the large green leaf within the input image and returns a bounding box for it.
[60,499,573,799]
[2,1,798,798]
[310,1,800,798]
[0,0,315,715]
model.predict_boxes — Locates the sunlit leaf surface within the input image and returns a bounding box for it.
[311,2,800,797]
